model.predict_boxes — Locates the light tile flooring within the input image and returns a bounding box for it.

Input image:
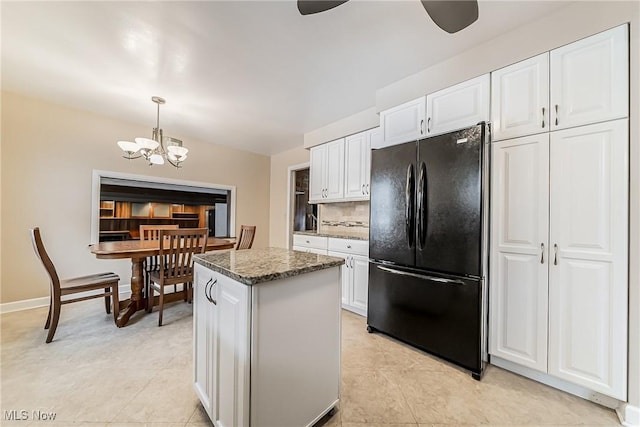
[1,299,620,426]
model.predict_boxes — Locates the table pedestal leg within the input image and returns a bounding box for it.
[115,257,145,327]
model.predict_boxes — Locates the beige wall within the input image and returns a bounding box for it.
[1,91,271,304]
[268,145,309,248]
[303,107,379,149]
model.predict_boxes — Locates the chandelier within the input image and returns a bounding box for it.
[117,96,188,168]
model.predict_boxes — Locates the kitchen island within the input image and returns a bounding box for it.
[193,248,344,427]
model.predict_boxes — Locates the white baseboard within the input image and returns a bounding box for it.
[0,284,132,314]
[619,403,640,427]
[490,356,624,410]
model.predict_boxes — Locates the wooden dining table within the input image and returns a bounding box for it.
[90,237,235,327]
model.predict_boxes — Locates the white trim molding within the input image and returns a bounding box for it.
[491,356,625,410]
[0,284,132,314]
[619,404,640,427]
[91,169,237,244]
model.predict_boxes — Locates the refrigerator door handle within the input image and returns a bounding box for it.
[376,265,466,286]
[417,162,427,249]
[405,164,415,248]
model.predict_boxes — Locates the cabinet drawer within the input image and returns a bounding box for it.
[293,234,328,250]
[328,238,369,256]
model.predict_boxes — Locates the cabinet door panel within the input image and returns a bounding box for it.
[193,266,217,421]
[350,255,369,314]
[427,74,489,136]
[548,119,628,400]
[551,25,628,130]
[328,251,350,306]
[325,139,345,200]
[345,133,367,199]
[491,53,549,141]
[380,97,426,147]
[490,134,549,372]
[216,277,250,427]
[363,130,374,191]
[309,145,326,202]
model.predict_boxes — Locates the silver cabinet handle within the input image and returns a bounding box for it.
[555,105,559,126]
[204,278,213,303]
[553,244,558,265]
[362,184,365,195]
[350,257,354,268]
[210,279,217,305]
[427,117,431,133]
[366,184,369,194]
[541,107,545,128]
[540,243,544,264]
[306,240,310,244]
[205,278,217,304]
[420,119,424,135]
[347,245,352,249]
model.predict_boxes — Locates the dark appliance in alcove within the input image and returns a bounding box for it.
[293,169,317,232]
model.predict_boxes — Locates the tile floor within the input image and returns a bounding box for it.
[0,299,620,426]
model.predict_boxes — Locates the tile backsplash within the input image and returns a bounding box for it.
[318,201,369,238]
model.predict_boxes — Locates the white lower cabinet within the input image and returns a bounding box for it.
[194,262,341,426]
[193,266,217,421]
[292,234,328,255]
[328,238,369,316]
[489,119,628,400]
[194,267,250,427]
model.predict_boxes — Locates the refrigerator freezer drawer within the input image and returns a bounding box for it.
[367,262,482,374]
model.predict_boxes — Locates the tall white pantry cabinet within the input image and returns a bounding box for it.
[489,24,629,401]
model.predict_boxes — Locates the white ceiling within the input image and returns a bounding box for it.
[2,1,570,156]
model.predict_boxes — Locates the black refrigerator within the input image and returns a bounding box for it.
[368,123,489,379]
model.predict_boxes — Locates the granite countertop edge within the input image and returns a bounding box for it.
[293,231,369,241]
[194,253,344,286]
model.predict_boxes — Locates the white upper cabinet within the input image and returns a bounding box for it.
[491,53,550,141]
[309,138,344,203]
[369,126,384,149]
[380,96,426,147]
[344,132,371,199]
[550,25,628,130]
[311,128,377,203]
[548,119,628,400]
[309,145,326,202]
[426,74,490,137]
[325,139,345,200]
[490,133,550,373]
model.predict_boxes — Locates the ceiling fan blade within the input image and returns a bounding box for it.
[297,0,349,15]
[420,0,479,34]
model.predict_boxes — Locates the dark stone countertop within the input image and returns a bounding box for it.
[194,247,344,285]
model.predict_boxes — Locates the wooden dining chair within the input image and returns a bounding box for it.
[140,224,180,293]
[30,227,120,343]
[146,228,207,326]
[236,225,256,250]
